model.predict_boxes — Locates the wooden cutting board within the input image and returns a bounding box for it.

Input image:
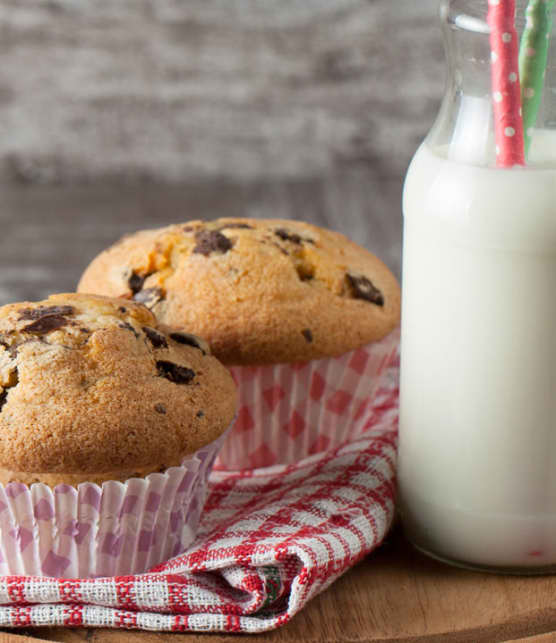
[3,527,556,643]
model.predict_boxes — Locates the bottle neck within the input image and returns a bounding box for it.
[428,0,556,168]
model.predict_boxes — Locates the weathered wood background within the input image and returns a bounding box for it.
[0,0,443,303]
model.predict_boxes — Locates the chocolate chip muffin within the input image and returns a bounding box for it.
[0,293,237,485]
[77,219,401,365]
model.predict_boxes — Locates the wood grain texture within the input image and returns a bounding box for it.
[11,529,556,642]
[0,635,46,643]
[0,0,441,185]
[509,636,556,642]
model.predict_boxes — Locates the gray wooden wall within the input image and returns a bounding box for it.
[0,0,444,303]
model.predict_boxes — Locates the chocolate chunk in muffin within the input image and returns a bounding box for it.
[275,228,302,244]
[18,306,75,321]
[128,271,146,295]
[156,360,196,384]
[143,327,168,349]
[22,315,70,334]
[275,228,314,245]
[169,332,208,354]
[193,230,233,256]
[346,273,384,306]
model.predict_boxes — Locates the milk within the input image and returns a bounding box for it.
[399,134,556,569]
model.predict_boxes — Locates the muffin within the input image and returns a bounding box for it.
[78,219,400,468]
[0,293,236,576]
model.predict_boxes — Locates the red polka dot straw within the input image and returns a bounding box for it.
[488,0,525,167]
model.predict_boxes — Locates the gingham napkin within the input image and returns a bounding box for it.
[0,364,398,634]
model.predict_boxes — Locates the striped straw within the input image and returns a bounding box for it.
[488,0,526,167]
[519,0,555,156]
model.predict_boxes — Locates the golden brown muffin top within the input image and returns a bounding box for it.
[78,218,401,365]
[0,293,237,476]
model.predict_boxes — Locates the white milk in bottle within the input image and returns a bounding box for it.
[398,0,556,571]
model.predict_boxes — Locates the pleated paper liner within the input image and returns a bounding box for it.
[0,427,230,578]
[215,328,399,470]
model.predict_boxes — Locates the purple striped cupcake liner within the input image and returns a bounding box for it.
[0,427,230,578]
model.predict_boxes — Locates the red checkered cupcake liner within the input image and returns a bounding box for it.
[0,427,230,578]
[215,328,399,470]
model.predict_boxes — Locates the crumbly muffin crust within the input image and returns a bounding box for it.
[0,293,236,479]
[78,218,401,365]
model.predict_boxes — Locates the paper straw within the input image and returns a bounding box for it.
[488,0,526,167]
[519,0,555,156]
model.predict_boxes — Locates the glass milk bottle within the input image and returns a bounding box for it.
[399,0,556,572]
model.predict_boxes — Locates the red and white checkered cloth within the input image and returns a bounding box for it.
[0,363,399,634]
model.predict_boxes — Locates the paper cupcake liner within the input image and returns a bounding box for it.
[215,328,400,470]
[0,429,228,578]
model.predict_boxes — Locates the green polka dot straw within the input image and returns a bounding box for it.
[519,0,556,156]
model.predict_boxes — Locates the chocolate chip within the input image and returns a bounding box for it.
[80,327,90,333]
[133,287,164,309]
[193,230,233,256]
[22,315,69,334]
[346,274,384,306]
[275,228,302,244]
[217,222,253,230]
[143,327,168,349]
[156,361,196,384]
[118,321,139,338]
[169,332,207,354]
[128,271,146,295]
[274,228,314,245]
[301,328,313,343]
[118,306,127,314]
[182,225,195,232]
[0,390,7,413]
[18,305,75,334]
[154,403,167,415]
[196,410,204,418]
[18,305,75,321]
